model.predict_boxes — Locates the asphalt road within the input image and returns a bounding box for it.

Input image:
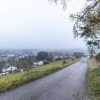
[0,58,88,100]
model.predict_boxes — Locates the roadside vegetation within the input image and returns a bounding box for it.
[0,58,79,93]
[88,58,100,100]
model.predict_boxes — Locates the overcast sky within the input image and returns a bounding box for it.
[0,0,86,49]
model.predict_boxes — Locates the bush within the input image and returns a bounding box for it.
[95,53,100,62]
[62,60,67,65]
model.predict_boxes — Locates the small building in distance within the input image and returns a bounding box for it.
[73,52,84,58]
[2,64,17,73]
[34,60,44,66]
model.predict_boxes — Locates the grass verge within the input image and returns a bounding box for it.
[0,58,79,93]
[88,58,100,100]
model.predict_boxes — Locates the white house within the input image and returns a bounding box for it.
[38,61,44,65]
[34,61,44,66]
[2,64,17,73]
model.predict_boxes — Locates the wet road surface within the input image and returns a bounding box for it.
[0,58,88,100]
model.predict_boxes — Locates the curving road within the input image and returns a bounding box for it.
[0,58,88,100]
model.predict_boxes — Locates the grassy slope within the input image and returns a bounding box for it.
[0,59,79,93]
[88,59,100,100]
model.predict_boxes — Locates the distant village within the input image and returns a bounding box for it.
[0,49,88,76]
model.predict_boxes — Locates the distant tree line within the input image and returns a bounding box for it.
[36,51,53,62]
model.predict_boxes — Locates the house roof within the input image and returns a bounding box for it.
[3,64,17,69]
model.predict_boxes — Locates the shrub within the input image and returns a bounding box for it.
[62,60,67,65]
[95,53,100,62]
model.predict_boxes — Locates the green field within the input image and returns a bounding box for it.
[0,59,79,93]
[88,59,100,100]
